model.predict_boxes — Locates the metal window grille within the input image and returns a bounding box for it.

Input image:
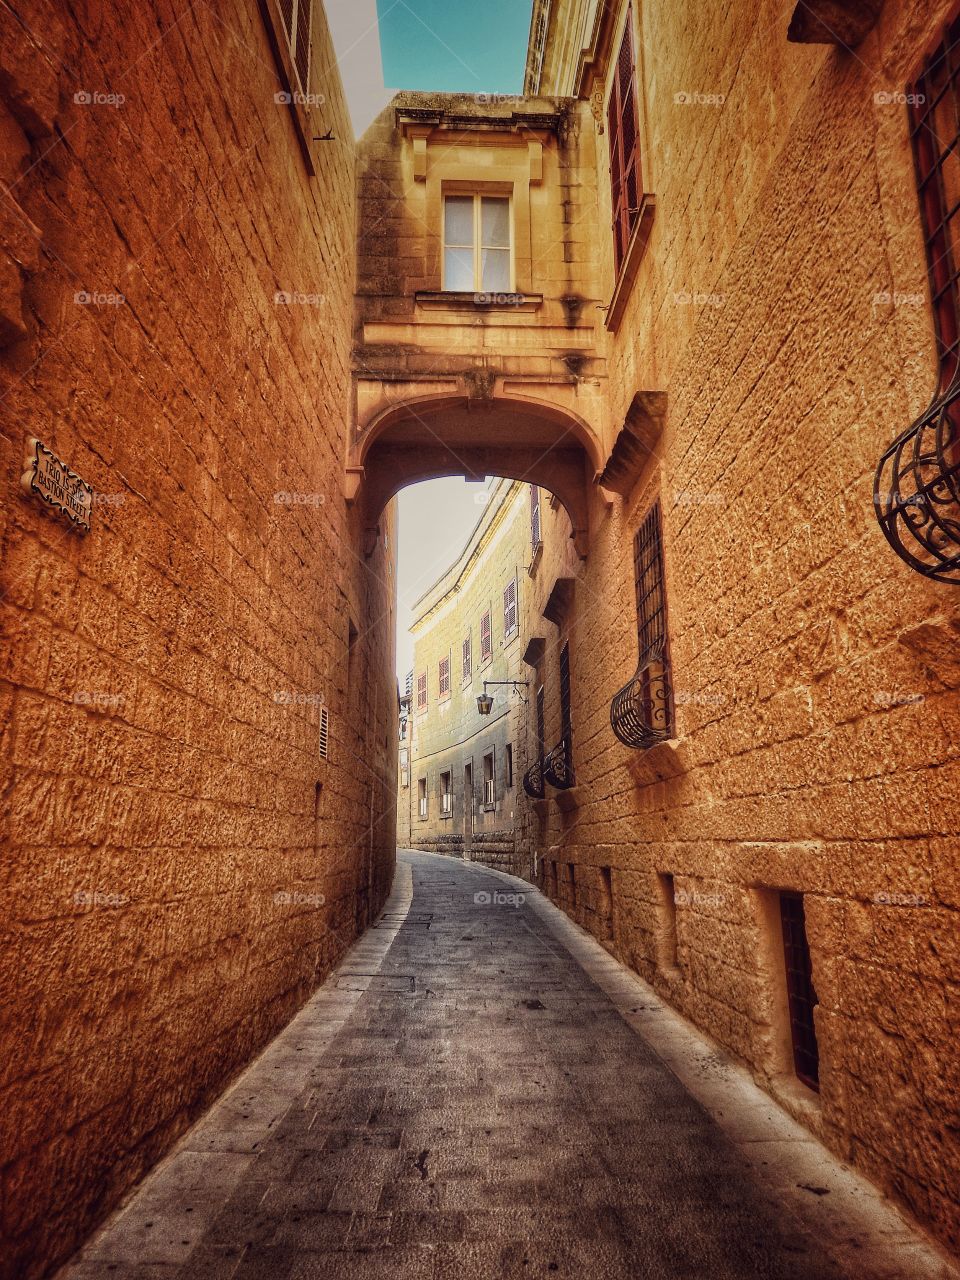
[530,485,542,546]
[439,656,450,697]
[779,892,820,1091]
[318,705,329,760]
[610,501,674,748]
[416,672,427,711]
[874,18,960,582]
[559,641,572,744]
[607,7,642,272]
[503,579,518,636]
[462,633,472,681]
[480,610,492,660]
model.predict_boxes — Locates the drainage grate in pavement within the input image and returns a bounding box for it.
[335,973,416,992]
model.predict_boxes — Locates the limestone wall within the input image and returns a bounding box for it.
[0,3,397,1275]
[519,0,960,1250]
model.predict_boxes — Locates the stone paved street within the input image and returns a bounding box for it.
[62,853,957,1280]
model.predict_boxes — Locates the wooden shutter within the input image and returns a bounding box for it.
[416,672,427,710]
[462,633,472,680]
[608,9,641,272]
[439,656,450,696]
[503,579,517,635]
[480,610,492,659]
[530,485,541,546]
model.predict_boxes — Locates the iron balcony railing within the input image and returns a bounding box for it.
[874,379,960,583]
[522,755,545,799]
[610,648,673,749]
[543,738,575,790]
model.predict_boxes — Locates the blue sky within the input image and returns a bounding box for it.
[377,0,533,93]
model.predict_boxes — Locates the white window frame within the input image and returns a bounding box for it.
[442,193,514,293]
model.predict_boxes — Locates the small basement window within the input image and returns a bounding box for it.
[779,892,820,1091]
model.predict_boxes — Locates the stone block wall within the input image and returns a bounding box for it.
[0,3,397,1276]
[519,0,960,1251]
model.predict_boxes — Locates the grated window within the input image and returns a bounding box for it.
[780,892,820,1091]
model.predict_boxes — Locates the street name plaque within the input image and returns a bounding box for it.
[20,437,93,533]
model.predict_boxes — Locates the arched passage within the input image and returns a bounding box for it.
[347,392,603,558]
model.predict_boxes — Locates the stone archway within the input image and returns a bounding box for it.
[346,388,604,558]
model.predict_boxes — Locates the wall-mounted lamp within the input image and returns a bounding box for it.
[477,680,529,715]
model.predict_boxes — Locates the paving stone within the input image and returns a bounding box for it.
[62,853,958,1280]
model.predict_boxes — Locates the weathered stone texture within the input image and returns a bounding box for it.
[0,4,396,1276]
[516,0,960,1252]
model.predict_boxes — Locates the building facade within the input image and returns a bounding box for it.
[0,4,397,1276]
[362,0,960,1254]
[401,480,539,875]
[507,0,960,1253]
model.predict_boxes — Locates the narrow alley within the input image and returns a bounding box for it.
[62,852,955,1280]
[3,0,960,1274]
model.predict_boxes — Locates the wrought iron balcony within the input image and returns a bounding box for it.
[610,652,673,750]
[522,755,544,799]
[874,381,960,583]
[543,738,575,790]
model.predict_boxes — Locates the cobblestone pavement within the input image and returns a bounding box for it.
[61,851,958,1280]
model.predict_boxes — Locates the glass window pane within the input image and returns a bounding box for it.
[444,246,474,291]
[481,198,510,248]
[444,196,474,247]
[480,248,510,292]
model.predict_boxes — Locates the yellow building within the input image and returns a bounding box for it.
[403,480,539,875]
